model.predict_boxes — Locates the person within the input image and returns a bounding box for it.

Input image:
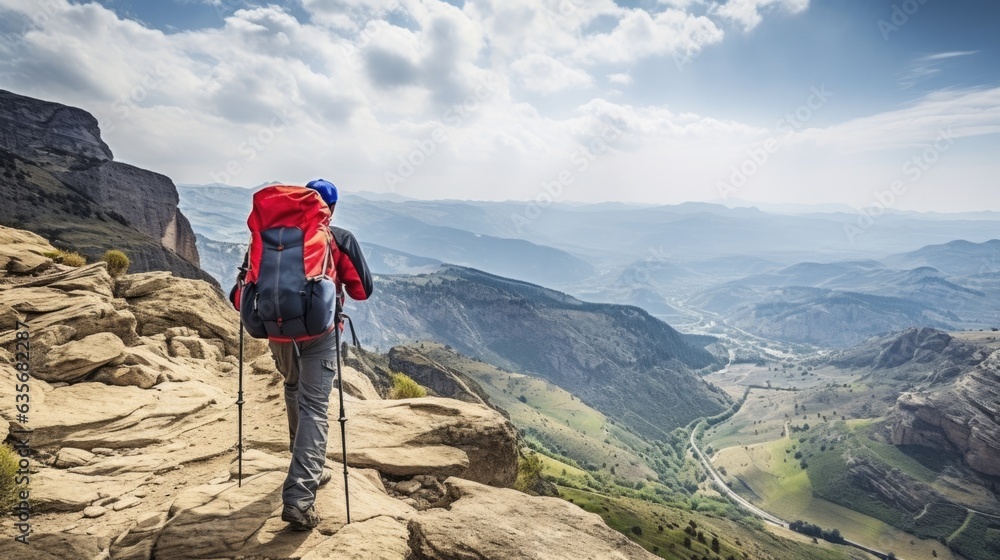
[231,178,373,530]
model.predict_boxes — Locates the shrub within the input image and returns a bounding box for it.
[514,452,544,493]
[0,444,25,513]
[102,249,130,277]
[388,372,426,399]
[43,249,87,267]
[61,252,86,267]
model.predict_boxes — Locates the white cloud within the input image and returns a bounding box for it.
[796,87,1000,152]
[713,0,809,32]
[573,8,724,64]
[1,0,992,211]
[898,51,978,89]
[511,54,592,94]
[607,73,633,86]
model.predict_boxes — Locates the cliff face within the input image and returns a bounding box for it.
[0,89,205,280]
[890,345,1000,477]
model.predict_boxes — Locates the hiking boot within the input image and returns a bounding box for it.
[319,468,334,487]
[281,504,320,531]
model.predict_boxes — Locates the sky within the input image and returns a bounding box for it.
[0,0,998,211]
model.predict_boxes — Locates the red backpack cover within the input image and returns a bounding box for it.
[238,185,339,342]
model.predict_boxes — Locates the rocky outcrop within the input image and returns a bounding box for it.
[0,88,112,163]
[249,396,518,487]
[0,89,207,282]
[824,327,987,384]
[890,347,1000,477]
[388,345,492,406]
[0,225,647,560]
[408,478,658,559]
[843,455,939,514]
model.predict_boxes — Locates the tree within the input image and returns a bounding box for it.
[711,536,721,553]
[683,536,692,548]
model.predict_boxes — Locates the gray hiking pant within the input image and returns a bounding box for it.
[268,328,339,510]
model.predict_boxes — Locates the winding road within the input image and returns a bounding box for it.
[689,424,892,559]
[688,427,787,527]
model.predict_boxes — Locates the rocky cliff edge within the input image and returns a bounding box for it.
[0,226,657,560]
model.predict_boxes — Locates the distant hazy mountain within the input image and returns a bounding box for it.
[884,239,1000,277]
[194,234,246,289]
[347,265,729,439]
[690,285,954,347]
[178,184,597,287]
[361,242,442,275]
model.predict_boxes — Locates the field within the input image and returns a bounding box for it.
[714,439,958,560]
[703,351,1000,560]
[559,486,872,560]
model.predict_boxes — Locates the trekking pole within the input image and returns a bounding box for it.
[237,279,246,488]
[335,302,351,524]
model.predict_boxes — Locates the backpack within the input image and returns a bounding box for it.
[238,185,339,342]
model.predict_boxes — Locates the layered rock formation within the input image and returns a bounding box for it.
[826,327,987,384]
[890,350,1000,477]
[0,226,657,560]
[0,89,208,283]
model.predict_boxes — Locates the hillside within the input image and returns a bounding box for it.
[349,266,730,439]
[0,90,212,284]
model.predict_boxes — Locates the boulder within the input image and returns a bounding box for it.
[341,365,381,401]
[301,516,411,560]
[32,262,115,298]
[54,447,96,468]
[32,468,147,513]
[91,364,160,389]
[0,290,138,348]
[332,398,518,486]
[408,478,660,560]
[109,511,169,560]
[0,225,58,276]
[248,396,517,486]
[144,471,285,559]
[124,273,265,359]
[169,335,224,361]
[38,332,126,382]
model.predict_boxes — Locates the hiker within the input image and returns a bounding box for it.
[229,179,373,530]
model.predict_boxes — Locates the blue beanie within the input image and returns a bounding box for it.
[306,179,339,205]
